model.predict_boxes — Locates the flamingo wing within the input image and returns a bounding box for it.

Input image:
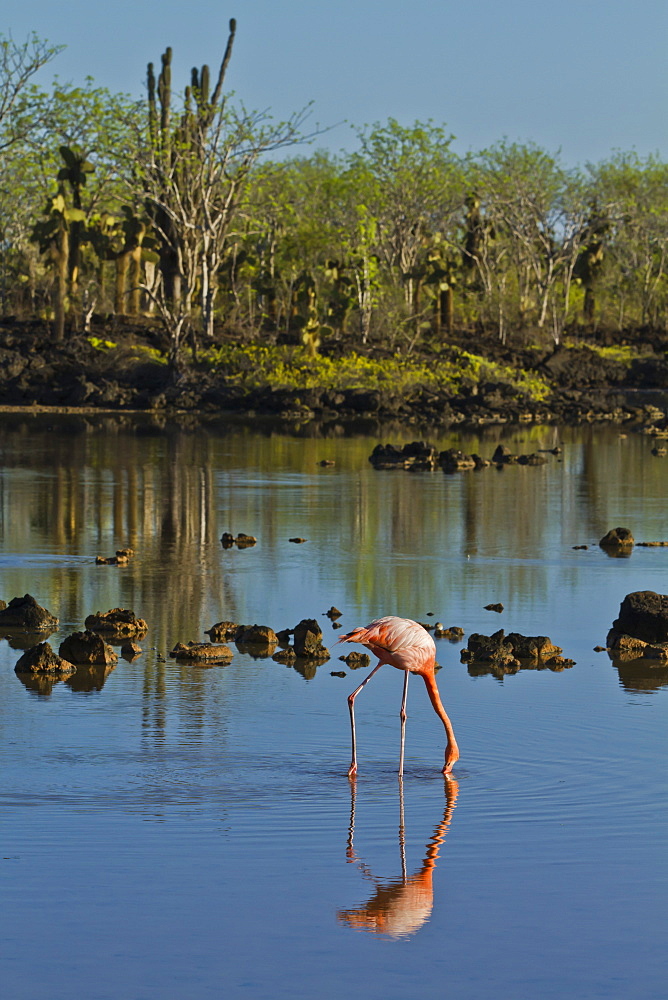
[338,616,435,662]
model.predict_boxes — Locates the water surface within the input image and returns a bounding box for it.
[0,415,666,1000]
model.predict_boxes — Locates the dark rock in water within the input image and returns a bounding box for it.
[293,618,329,660]
[505,633,562,659]
[318,459,335,467]
[272,646,296,664]
[540,655,575,670]
[461,630,519,666]
[326,606,342,619]
[599,526,635,549]
[15,642,75,676]
[573,544,588,550]
[0,594,59,631]
[221,532,257,549]
[339,651,371,669]
[235,533,257,548]
[370,441,438,471]
[121,641,142,660]
[206,620,240,641]
[517,452,548,466]
[439,448,476,472]
[236,624,278,645]
[59,630,118,666]
[96,554,131,565]
[289,537,308,543]
[492,444,518,465]
[461,629,570,669]
[84,607,148,637]
[607,633,649,659]
[434,624,465,640]
[332,621,342,629]
[95,548,134,566]
[170,641,233,662]
[484,603,504,613]
[275,628,292,644]
[610,591,668,644]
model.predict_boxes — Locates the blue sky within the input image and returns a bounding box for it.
[5,0,667,165]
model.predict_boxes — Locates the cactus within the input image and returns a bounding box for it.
[31,192,84,340]
[57,145,94,325]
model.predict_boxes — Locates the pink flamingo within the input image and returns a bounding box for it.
[338,616,459,777]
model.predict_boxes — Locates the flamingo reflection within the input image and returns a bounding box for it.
[338,776,459,939]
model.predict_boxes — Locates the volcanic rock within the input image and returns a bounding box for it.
[0,594,58,631]
[293,618,329,660]
[170,641,233,662]
[599,526,635,549]
[609,591,668,644]
[505,633,562,659]
[205,620,241,641]
[439,448,476,472]
[14,642,75,676]
[460,630,519,667]
[121,641,142,660]
[339,651,371,669]
[59,630,118,666]
[272,646,296,664]
[84,608,148,637]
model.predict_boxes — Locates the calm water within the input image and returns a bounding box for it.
[0,414,666,1000]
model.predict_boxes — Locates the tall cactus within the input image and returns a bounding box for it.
[144,19,238,365]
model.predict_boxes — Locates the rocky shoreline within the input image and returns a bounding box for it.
[0,322,666,430]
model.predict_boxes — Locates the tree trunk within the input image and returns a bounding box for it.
[53,225,69,342]
[129,246,142,315]
[583,286,595,329]
[115,251,131,315]
[442,287,454,336]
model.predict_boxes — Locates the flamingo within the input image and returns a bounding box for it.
[338,616,459,777]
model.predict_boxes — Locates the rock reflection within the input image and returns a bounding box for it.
[338,776,458,939]
[15,672,61,697]
[65,662,117,693]
[612,657,668,692]
[2,629,58,651]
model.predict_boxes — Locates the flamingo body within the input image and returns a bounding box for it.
[338,616,459,777]
[339,616,436,673]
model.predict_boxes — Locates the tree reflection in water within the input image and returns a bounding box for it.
[338,776,458,939]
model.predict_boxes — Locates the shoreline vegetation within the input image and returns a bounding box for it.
[0,27,666,430]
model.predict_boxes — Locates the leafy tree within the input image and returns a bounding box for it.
[472,141,591,342]
[590,153,668,328]
[347,120,465,338]
[0,33,64,149]
[4,79,143,325]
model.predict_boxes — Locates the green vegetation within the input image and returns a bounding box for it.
[0,27,667,389]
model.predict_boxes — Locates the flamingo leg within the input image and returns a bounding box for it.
[398,669,409,777]
[347,663,383,777]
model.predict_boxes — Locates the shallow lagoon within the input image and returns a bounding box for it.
[0,415,666,1000]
